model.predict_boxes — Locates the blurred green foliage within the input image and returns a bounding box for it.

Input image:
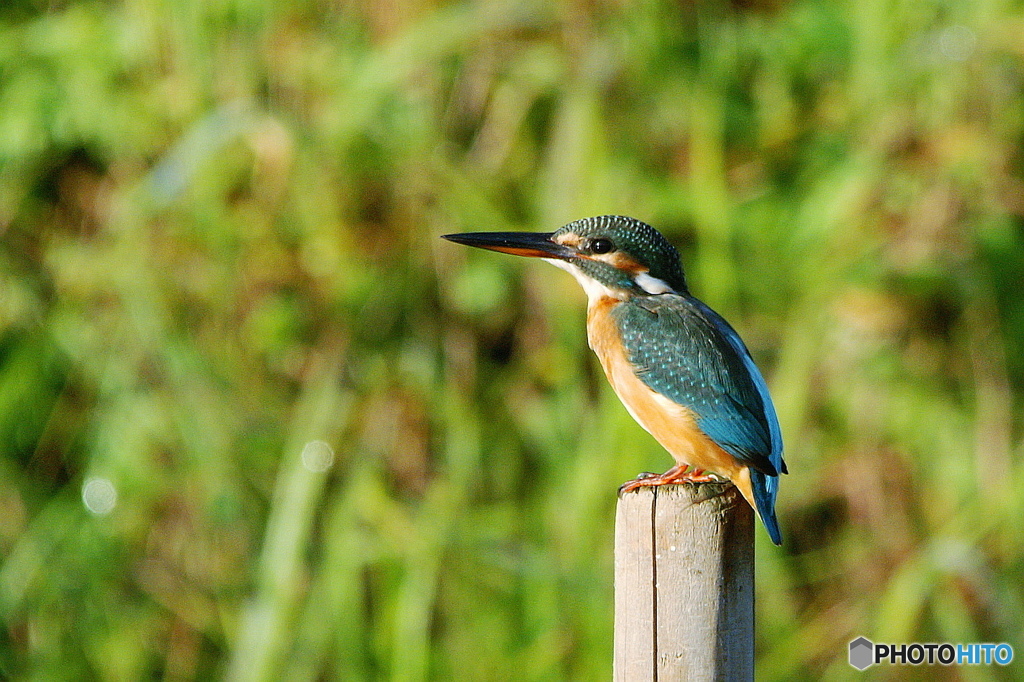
[2,0,1024,679]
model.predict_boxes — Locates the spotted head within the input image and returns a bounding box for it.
[442,216,687,301]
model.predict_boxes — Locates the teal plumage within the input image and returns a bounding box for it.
[612,296,778,476]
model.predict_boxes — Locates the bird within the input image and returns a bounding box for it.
[442,216,786,544]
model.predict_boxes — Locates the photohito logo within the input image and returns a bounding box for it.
[849,637,1014,670]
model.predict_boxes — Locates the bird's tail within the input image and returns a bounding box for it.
[735,468,783,545]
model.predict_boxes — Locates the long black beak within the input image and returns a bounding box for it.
[441,231,576,260]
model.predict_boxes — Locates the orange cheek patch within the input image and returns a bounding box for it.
[580,251,646,274]
[604,252,645,273]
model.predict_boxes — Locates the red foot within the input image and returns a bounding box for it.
[619,465,724,494]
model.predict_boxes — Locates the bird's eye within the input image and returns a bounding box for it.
[590,238,614,254]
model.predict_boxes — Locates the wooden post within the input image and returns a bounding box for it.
[614,482,754,681]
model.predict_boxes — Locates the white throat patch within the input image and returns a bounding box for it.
[542,259,626,303]
[634,271,675,295]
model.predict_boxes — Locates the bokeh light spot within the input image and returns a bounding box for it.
[82,477,117,515]
[301,440,334,472]
[939,25,975,62]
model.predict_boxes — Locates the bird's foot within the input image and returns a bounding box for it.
[618,471,660,494]
[675,468,725,484]
[619,465,724,494]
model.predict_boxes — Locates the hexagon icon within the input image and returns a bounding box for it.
[849,637,874,670]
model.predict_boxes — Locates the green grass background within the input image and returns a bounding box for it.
[2,0,1024,679]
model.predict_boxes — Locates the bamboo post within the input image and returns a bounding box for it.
[614,482,754,682]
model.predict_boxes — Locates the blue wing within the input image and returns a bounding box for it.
[612,295,783,475]
[612,294,786,543]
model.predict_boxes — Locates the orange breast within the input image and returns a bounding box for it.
[586,297,744,481]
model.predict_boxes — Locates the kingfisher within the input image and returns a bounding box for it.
[442,216,786,544]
